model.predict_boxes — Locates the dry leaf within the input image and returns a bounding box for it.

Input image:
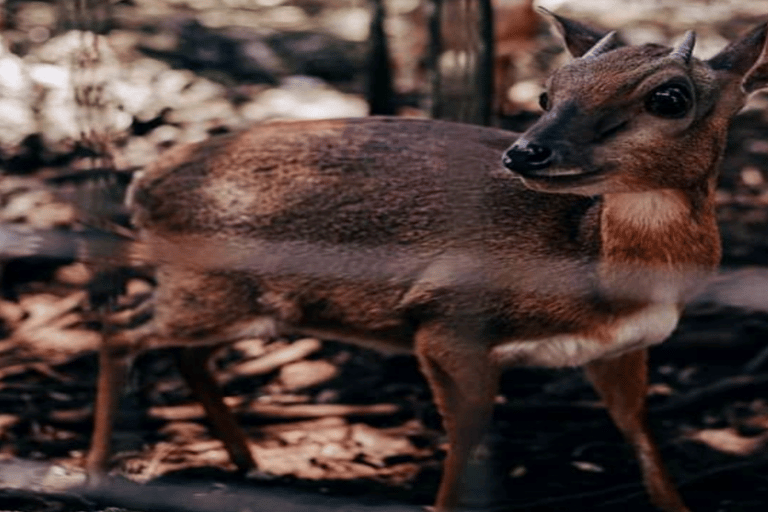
[221,338,321,381]
[278,359,339,391]
[648,383,674,396]
[687,427,768,455]
[18,292,86,331]
[0,300,24,327]
[572,460,605,473]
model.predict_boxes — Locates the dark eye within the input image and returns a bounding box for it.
[539,92,549,111]
[645,84,691,118]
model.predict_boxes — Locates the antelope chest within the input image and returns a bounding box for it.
[491,303,681,368]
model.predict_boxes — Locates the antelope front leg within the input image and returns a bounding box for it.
[175,346,258,472]
[415,324,500,512]
[584,349,690,512]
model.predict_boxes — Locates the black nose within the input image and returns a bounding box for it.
[502,142,554,173]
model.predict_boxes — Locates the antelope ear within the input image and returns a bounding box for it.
[708,21,768,93]
[539,8,622,58]
[744,25,768,93]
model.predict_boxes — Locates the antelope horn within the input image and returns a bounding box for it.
[668,30,696,64]
[582,31,618,59]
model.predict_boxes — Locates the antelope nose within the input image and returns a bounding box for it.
[502,142,554,173]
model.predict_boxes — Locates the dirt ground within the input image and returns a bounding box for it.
[1,1,768,511]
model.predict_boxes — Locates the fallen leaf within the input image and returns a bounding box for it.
[572,460,604,473]
[278,359,339,391]
[687,427,768,455]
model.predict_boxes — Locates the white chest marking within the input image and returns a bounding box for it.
[604,190,689,229]
[491,303,680,368]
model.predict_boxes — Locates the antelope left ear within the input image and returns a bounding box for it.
[539,7,622,58]
[708,21,768,93]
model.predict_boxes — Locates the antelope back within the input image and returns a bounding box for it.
[129,117,600,347]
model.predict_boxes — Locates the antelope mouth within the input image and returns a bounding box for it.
[517,166,604,187]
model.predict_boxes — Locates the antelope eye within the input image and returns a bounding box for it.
[538,92,550,111]
[645,84,691,118]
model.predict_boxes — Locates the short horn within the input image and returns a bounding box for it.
[581,31,618,59]
[669,30,696,64]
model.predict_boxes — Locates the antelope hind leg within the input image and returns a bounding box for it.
[175,345,258,472]
[415,323,500,511]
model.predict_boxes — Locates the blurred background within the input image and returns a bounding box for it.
[1,1,768,511]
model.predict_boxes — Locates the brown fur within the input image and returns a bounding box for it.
[130,118,607,348]
[86,14,768,512]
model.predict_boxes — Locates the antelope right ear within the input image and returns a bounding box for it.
[539,8,622,58]
[744,23,768,93]
[708,21,768,94]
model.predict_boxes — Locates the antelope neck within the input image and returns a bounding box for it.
[597,188,718,305]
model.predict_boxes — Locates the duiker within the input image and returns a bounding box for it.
[86,12,768,512]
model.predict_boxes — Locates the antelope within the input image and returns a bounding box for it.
[83,10,768,512]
